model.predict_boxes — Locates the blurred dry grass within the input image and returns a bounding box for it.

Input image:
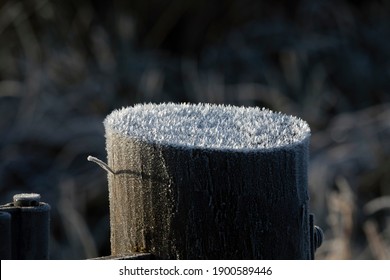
[0,0,389,259]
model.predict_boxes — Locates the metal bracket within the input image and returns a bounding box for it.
[309,213,324,260]
[92,253,155,260]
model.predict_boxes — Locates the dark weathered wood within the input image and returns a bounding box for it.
[0,197,50,260]
[104,103,311,259]
[0,211,12,259]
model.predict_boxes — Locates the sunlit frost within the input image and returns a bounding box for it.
[104,103,310,150]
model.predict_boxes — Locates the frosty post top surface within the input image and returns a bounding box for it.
[104,103,310,151]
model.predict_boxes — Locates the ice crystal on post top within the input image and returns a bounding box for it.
[104,103,310,151]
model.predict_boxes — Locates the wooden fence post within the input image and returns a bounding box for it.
[0,193,50,260]
[0,211,12,259]
[102,103,316,259]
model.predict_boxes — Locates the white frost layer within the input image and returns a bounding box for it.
[104,103,310,150]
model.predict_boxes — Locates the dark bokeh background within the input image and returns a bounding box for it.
[0,0,389,259]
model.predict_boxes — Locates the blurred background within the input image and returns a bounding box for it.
[0,0,389,259]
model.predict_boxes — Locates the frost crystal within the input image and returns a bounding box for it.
[104,103,310,150]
